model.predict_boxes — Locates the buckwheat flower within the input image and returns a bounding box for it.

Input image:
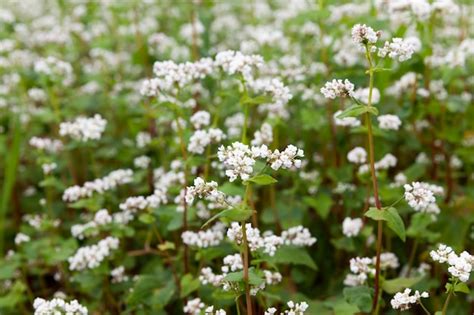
[205,306,226,315]
[447,253,472,282]
[218,142,256,182]
[190,110,211,129]
[404,182,437,211]
[268,145,304,170]
[251,122,273,146]
[110,266,129,283]
[185,177,225,205]
[33,297,88,315]
[183,298,205,315]
[344,273,368,287]
[182,223,225,248]
[378,38,416,62]
[59,114,107,142]
[34,56,74,86]
[430,244,453,263]
[68,237,119,271]
[199,267,224,286]
[225,113,245,138]
[215,50,263,80]
[351,24,379,46]
[320,79,355,99]
[28,88,47,102]
[222,253,243,272]
[188,128,226,154]
[41,162,57,175]
[390,288,429,311]
[281,226,317,247]
[29,137,63,153]
[375,153,397,170]
[14,232,30,245]
[285,301,309,314]
[377,114,402,130]
[265,307,277,315]
[347,147,367,164]
[133,155,151,169]
[334,110,361,127]
[378,252,400,270]
[136,131,151,148]
[350,257,374,275]
[342,217,363,237]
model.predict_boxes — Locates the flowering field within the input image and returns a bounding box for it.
[0,0,473,314]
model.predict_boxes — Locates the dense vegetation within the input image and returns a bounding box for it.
[0,1,473,314]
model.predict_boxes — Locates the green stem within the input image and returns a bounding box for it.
[441,286,453,315]
[419,300,431,315]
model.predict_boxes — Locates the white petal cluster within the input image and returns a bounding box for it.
[188,128,226,154]
[68,237,119,271]
[71,209,112,239]
[33,297,88,315]
[63,169,133,202]
[403,181,438,212]
[281,225,317,247]
[136,131,151,148]
[342,217,363,237]
[41,162,57,175]
[215,50,263,80]
[430,244,473,282]
[265,301,309,315]
[346,253,399,287]
[390,288,429,311]
[182,223,226,248]
[183,298,205,315]
[267,145,304,171]
[110,266,129,283]
[251,122,273,146]
[377,114,402,130]
[34,56,74,85]
[14,232,30,245]
[320,79,355,99]
[59,114,107,142]
[378,252,400,270]
[115,188,168,224]
[351,24,379,46]
[185,177,226,205]
[133,155,151,169]
[205,306,227,315]
[354,87,380,104]
[217,142,257,182]
[347,147,367,164]
[29,137,63,153]
[378,38,416,62]
[190,110,211,129]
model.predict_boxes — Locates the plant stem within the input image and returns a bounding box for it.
[363,45,383,314]
[241,221,253,315]
[441,286,453,315]
[419,301,431,315]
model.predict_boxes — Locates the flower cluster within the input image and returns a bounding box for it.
[430,244,473,282]
[33,297,88,315]
[59,114,107,142]
[320,79,355,99]
[63,169,133,202]
[68,237,119,271]
[390,288,429,311]
[404,181,441,213]
[342,217,363,237]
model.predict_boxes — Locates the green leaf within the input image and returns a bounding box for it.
[246,174,277,186]
[69,197,104,211]
[180,274,200,298]
[337,104,378,119]
[343,286,374,313]
[365,207,406,241]
[453,282,470,294]
[139,213,156,224]
[202,205,254,228]
[303,193,333,220]
[240,94,272,106]
[382,277,424,294]
[270,246,317,270]
[0,281,26,308]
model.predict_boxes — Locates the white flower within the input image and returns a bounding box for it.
[29,137,63,153]
[390,288,429,311]
[251,122,273,146]
[342,217,363,237]
[59,114,107,142]
[183,298,205,315]
[136,132,151,148]
[430,244,454,263]
[41,162,57,175]
[190,110,211,129]
[404,182,437,212]
[134,155,151,169]
[68,237,119,271]
[267,144,304,171]
[218,142,256,182]
[377,114,402,130]
[14,233,30,245]
[378,38,416,62]
[182,223,225,248]
[33,297,88,315]
[351,24,379,46]
[321,79,355,99]
[111,266,129,283]
[347,147,367,164]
